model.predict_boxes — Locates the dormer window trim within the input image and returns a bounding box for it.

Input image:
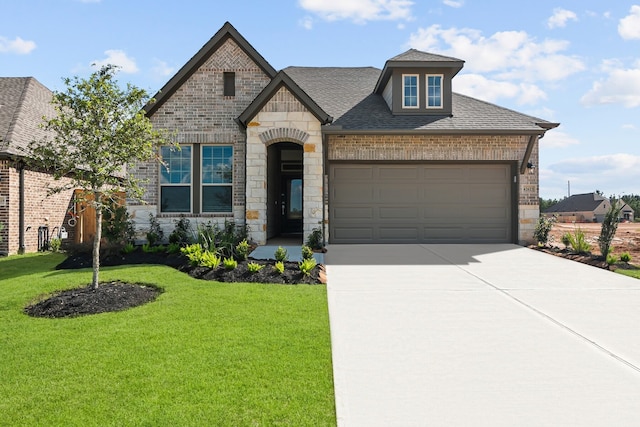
[426,74,443,109]
[402,74,419,109]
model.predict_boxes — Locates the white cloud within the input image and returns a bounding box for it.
[0,36,36,54]
[299,16,314,29]
[581,64,640,107]
[298,0,413,23]
[619,5,640,40]
[150,59,174,80]
[622,124,637,130]
[540,129,579,148]
[443,0,463,8]
[547,8,578,29]
[91,50,139,74]
[407,25,585,82]
[454,74,546,105]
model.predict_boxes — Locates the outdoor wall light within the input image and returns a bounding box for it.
[527,162,535,174]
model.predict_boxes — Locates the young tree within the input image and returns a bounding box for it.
[29,65,170,288]
[598,195,622,258]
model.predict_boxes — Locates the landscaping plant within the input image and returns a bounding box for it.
[247,262,264,273]
[223,257,238,270]
[146,212,164,246]
[299,258,317,276]
[49,237,62,253]
[599,196,622,258]
[533,215,556,246]
[306,226,323,250]
[169,216,193,246]
[121,242,136,254]
[274,246,288,262]
[273,261,286,275]
[236,239,250,261]
[27,64,171,288]
[301,245,314,260]
[199,251,221,269]
[621,252,632,263]
[564,227,591,254]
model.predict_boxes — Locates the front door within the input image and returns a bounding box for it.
[281,176,303,234]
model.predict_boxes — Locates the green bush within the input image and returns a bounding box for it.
[606,254,618,265]
[121,242,136,254]
[102,205,135,246]
[49,238,62,253]
[146,213,164,246]
[274,246,288,262]
[166,242,181,254]
[301,245,314,260]
[195,220,249,259]
[181,243,204,267]
[169,217,193,246]
[599,197,622,258]
[199,251,221,269]
[620,252,632,263]
[273,261,285,274]
[223,257,238,270]
[143,243,166,253]
[533,215,557,245]
[247,262,264,273]
[235,239,250,261]
[561,233,571,247]
[299,258,317,276]
[565,227,591,254]
[306,227,323,250]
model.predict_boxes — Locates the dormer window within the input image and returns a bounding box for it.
[427,75,442,108]
[402,74,419,108]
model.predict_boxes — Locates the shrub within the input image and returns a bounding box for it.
[274,246,288,262]
[306,227,323,250]
[181,243,204,267]
[561,233,571,247]
[169,216,193,246]
[533,215,556,245]
[49,237,62,253]
[146,213,164,246]
[196,222,218,252]
[565,227,591,254]
[223,257,238,270]
[620,252,632,263]
[273,261,285,274]
[142,243,153,253]
[121,242,136,254]
[102,205,135,246]
[299,258,317,276]
[599,197,622,258]
[606,254,618,265]
[166,242,181,254]
[199,251,221,269]
[143,243,166,254]
[235,239,250,261]
[247,262,264,273]
[301,245,314,260]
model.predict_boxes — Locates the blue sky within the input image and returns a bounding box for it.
[2,0,639,199]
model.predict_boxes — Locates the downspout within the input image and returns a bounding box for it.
[519,134,538,174]
[18,161,25,254]
[321,132,327,247]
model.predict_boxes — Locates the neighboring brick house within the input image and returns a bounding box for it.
[129,22,558,245]
[0,77,79,255]
[543,193,635,223]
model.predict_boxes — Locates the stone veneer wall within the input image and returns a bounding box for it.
[245,87,323,245]
[128,38,272,241]
[0,160,75,255]
[327,134,539,244]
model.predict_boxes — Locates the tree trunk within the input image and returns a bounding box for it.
[92,191,102,289]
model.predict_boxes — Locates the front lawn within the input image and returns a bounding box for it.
[616,267,640,279]
[0,253,335,426]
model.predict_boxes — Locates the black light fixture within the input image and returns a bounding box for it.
[527,162,535,174]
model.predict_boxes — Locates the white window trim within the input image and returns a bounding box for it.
[402,74,419,109]
[426,74,443,109]
[159,144,193,214]
[200,144,234,213]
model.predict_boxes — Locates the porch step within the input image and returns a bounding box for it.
[249,245,324,264]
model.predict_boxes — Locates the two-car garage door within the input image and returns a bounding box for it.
[329,163,513,244]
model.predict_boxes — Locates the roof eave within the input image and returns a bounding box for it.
[321,128,552,135]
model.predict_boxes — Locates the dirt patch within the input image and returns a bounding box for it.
[25,281,162,318]
[548,222,640,260]
[180,260,324,285]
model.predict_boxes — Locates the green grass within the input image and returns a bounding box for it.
[0,253,335,426]
[615,266,640,279]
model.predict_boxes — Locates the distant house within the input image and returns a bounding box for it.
[0,77,86,255]
[128,22,559,246]
[543,192,634,223]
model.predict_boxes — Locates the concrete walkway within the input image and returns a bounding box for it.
[325,244,640,427]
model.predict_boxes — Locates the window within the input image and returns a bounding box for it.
[201,146,233,212]
[223,72,235,96]
[160,145,192,213]
[427,75,442,108]
[402,74,419,108]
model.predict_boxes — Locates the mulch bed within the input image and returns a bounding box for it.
[27,247,324,319]
[24,281,162,318]
[528,245,639,271]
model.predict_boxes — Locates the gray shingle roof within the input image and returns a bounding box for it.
[284,67,555,133]
[388,49,463,63]
[544,193,605,213]
[0,77,54,157]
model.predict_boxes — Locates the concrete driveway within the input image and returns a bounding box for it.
[325,244,640,427]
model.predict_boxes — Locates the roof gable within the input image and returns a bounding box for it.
[145,21,277,116]
[237,70,332,127]
[544,193,607,213]
[0,77,55,157]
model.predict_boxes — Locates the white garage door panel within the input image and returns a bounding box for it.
[329,163,513,244]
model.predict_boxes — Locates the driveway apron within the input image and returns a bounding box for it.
[325,244,640,427]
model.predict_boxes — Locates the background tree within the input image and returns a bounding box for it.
[539,197,562,212]
[598,195,622,258]
[29,64,170,288]
[621,194,640,219]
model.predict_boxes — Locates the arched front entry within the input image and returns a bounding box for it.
[266,142,303,240]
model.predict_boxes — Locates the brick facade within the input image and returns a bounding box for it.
[0,160,76,255]
[327,134,540,244]
[128,38,272,239]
